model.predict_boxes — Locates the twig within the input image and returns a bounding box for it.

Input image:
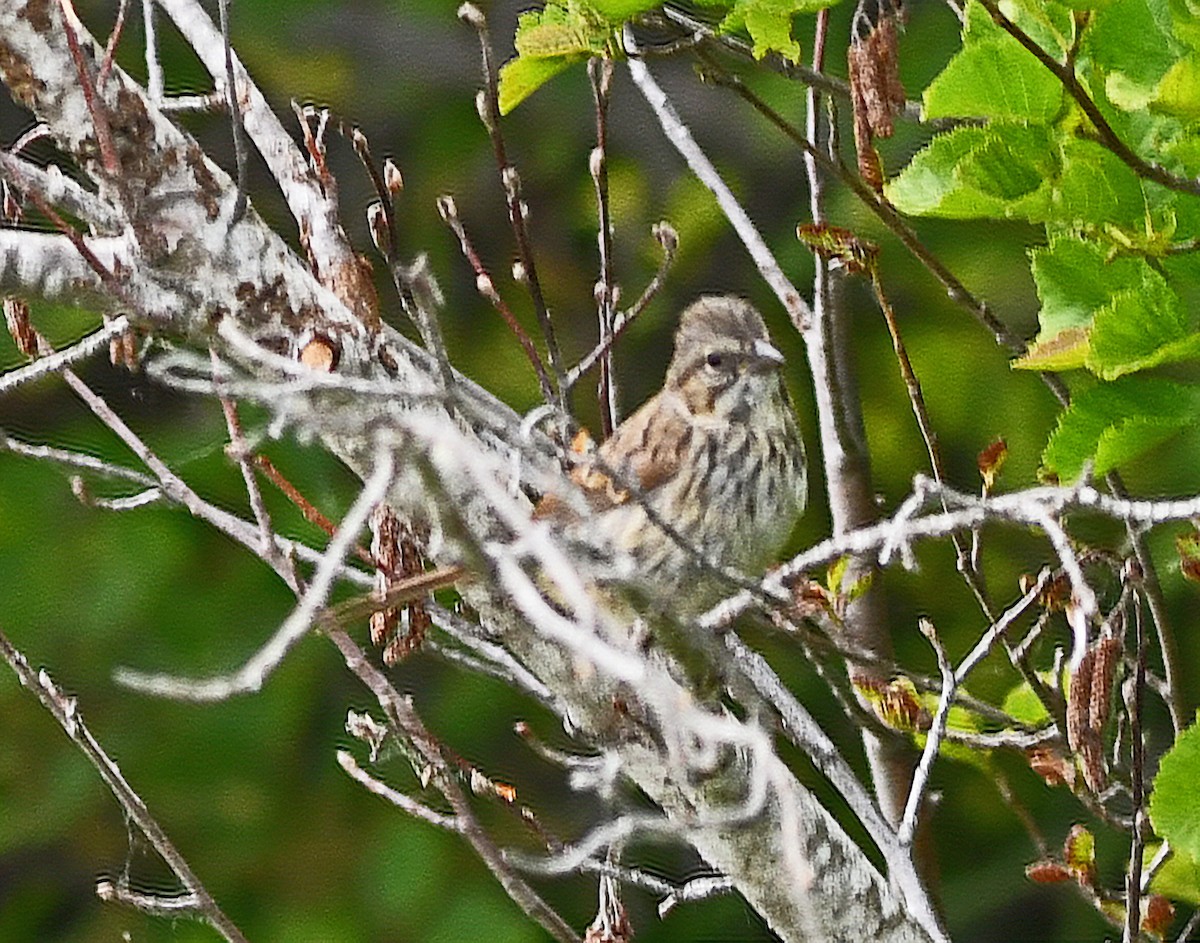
[701,475,1200,629]
[1123,586,1147,943]
[624,33,812,330]
[954,569,1052,685]
[702,62,1064,397]
[978,0,1200,198]
[655,3,954,129]
[899,619,954,847]
[58,0,120,177]
[0,432,154,487]
[1110,470,1185,734]
[141,0,163,102]
[251,452,376,567]
[217,0,249,221]
[337,751,459,830]
[0,628,248,943]
[436,195,554,403]
[1177,910,1200,943]
[212,350,296,583]
[96,0,130,89]
[326,628,582,943]
[458,4,566,402]
[589,56,619,436]
[0,315,130,396]
[114,448,395,700]
[562,221,676,393]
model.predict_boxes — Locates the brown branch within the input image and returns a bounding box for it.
[96,0,130,89]
[978,0,1200,198]
[58,0,121,177]
[251,453,377,568]
[436,194,556,405]
[458,3,565,404]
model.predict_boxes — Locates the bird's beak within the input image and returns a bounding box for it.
[750,338,786,370]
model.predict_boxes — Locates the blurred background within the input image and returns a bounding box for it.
[1,1,1196,940]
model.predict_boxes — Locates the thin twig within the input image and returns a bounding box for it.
[96,0,130,89]
[0,316,130,396]
[0,628,248,943]
[326,627,582,943]
[624,33,812,330]
[58,0,120,177]
[217,0,249,222]
[141,0,163,102]
[337,751,459,830]
[212,350,296,583]
[563,221,676,393]
[458,4,566,403]
[589,56,619,436]
[1123,587,1147,943]
[1110,470,1185,734]
[252,452,376,567]
[899,619,954,846]
[114,448,395,700]
[436,194,555,403]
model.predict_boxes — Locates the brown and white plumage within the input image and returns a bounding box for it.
[552,295,807,605]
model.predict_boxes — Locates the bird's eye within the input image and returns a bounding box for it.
[705,352,724,368]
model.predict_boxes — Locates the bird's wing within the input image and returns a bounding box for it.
[596,391,692,505]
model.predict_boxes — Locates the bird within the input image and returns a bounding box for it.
[545,294,807,614]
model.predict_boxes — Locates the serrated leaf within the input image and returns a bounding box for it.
[1053,138,1147,226]
[699,0,837,61]
[1151,715,1200,863]
[885,124,1056,219]
[513,3,609,58]
[1087,279,1200,378]
[1085,0,1182,96]
[1042,376,1200,480]
[743,5,801,61]
[498,55,575,115]
[924,37,1063,122]
[1030,237,1150,336]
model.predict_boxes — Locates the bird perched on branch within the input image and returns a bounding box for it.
[544,295,807,614]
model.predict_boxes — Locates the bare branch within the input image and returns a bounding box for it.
[0,628,247,943]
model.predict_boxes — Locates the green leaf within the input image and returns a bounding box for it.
[498,55,575,115]
[1151,715,1200,864]
[1087,277,1200,378]
[1052,138,1147,226]
[513,3,609,58]
[1154,52,1200,119]
[1147,843,1200,906]
[742,4,801,61]
[1029,236,1148,336]
[697,0,838,61]
[885,124,1056,219]
[924,37,1063,123]
[1086,0,1182,102]
[499,1,617,113]
[1001,682,1053,726]
[589,0,657,18]
[1042,376,1200,479]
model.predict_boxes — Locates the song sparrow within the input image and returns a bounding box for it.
[551,295,807,610]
